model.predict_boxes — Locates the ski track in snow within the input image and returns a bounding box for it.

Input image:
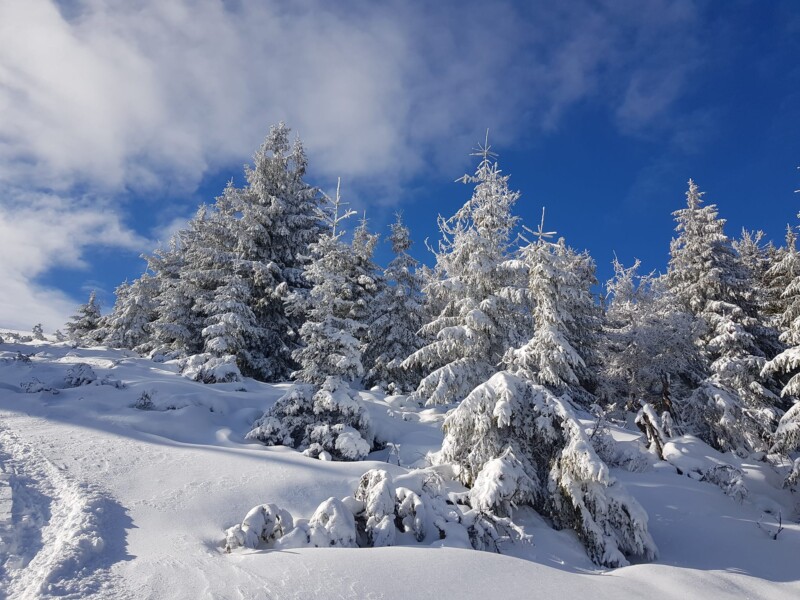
[0,420,129,600]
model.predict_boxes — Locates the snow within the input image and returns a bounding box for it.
[0,336,798,598]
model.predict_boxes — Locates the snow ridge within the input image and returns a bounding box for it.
[0,423,128,600]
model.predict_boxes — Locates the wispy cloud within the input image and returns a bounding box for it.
[0,0,709,326]
[0,188,151,329]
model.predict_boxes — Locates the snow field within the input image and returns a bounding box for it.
[0,337,798,598]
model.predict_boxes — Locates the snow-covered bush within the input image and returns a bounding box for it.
[700,465,748,502]
[225,467,529,555]
[132,390,156,410]
[32,323,45,340]
[439,371,657,567]
[245,378,373,461]
[224,503,294,551]
[785,457,800,489]
[180,353,241,384]
[766,402,800,488]
[684,380,775,456]
[468,449,537,517]
[20,378,59,394]
[354,470,397,547]
[64,363,97,388]
[100,375,125,389]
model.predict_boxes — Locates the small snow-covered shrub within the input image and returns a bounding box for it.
[224,504,294,551]
[64,363,97,388]
[771,401,800,456]
[354,470,397,547]
[20,378,59,394]
[683,380,775,456]
[100,375,126,389]
[181,353,241,384]
[785,457,800,489]
[246,377,373,461]
[439,371,657,568]
[225,467,530,555]
[132,390,156,410]
[700,465,748,502]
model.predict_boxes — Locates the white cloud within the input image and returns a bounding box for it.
[0,188,150,330]
[0,0,708,327]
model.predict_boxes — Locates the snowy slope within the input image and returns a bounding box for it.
[0,336,798,599]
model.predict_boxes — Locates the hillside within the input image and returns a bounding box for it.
[0,335,798,599]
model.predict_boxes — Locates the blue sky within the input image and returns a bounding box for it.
[0,0,798,330]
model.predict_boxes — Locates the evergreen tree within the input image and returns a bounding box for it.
[404,138,527,406]
[248,181,375,461]
[350,214,384,375]
[762,218,800,401]
[103,275,159,351]
[226,123,324,380]
[667,180,778,453]
[64,290,103,345]
[181,189,260,372]
[763,225,800,341]
[147,235,203,357]
[288,180,364,385]
[504,213,588,399]
[439,371,657,567]
[601,259,703,415]
[554,238,604,400]
[363,213,425,392]
[733,228,783,359]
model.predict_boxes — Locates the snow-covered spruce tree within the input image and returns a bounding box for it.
[763,225,800,334]
[403,139,527,406]
[439,371,657,567]
[363,213,425,392]
[102,275,159,352]
[180,187,258,379]
[350,215,384,377]
[762,221,800,402]
[64,290,103,345]
[223,123,325,380]
[146,235,204,358]
[667,179,779,454]
[246,181,373,461]
[553,238,604,401]
[288,182,366,386]
[768,401,800,488]
[504,214,592,402]
[601,259,703,416]
[733,228,783,359]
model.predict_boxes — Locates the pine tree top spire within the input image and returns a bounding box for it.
[327,177,356,237]
[686,178,704,210]
[471,128,498,165]
[786,223,797,249]
[532,206,556,244]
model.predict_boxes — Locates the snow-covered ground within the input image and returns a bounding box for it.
[0,335,798,599]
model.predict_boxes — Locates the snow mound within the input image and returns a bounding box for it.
[180,353,241,384]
